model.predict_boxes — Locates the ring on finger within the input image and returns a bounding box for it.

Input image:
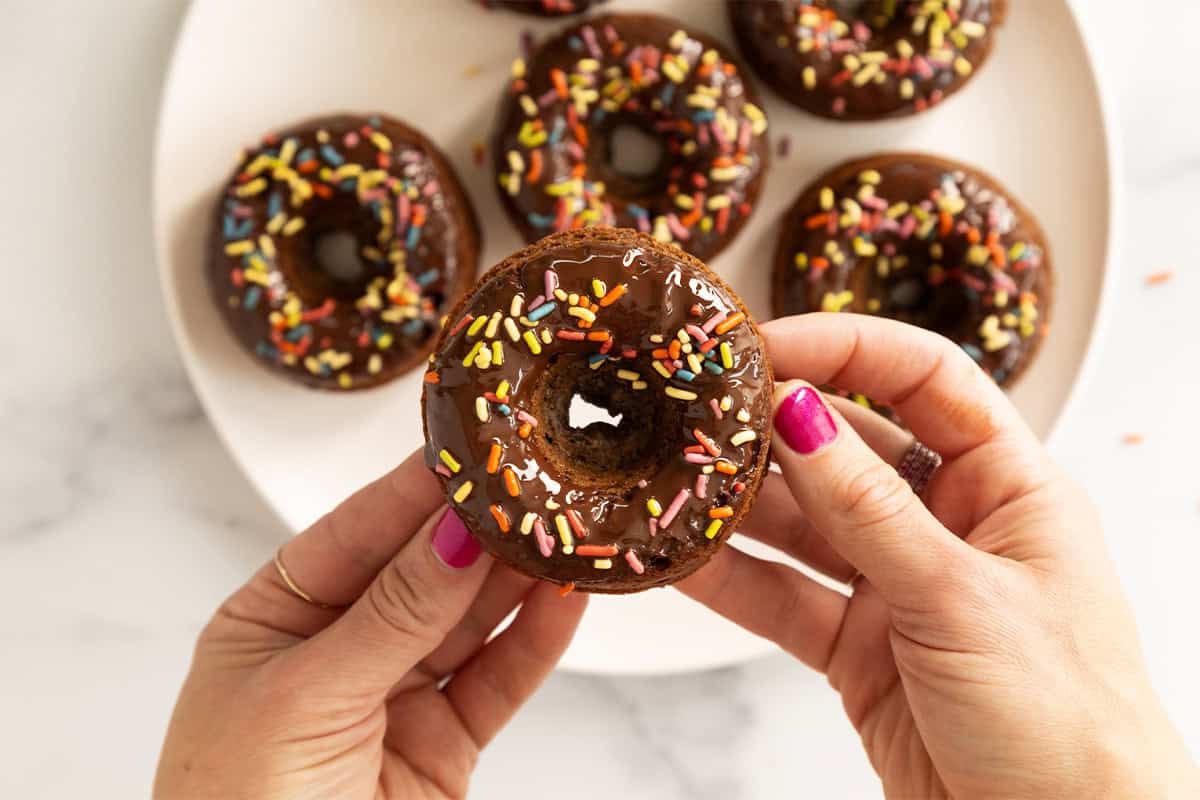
[897,440,942,497]
[273,547,351,610]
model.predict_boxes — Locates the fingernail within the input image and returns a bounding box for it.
[431,509,481,569]
[774,385,838,455]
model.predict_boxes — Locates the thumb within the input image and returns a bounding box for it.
[293,507,492,699]
[771,380,975,607]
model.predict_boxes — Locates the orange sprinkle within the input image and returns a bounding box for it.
[1122,433,1145,445]
[503,467,520,497]
[518,422,533,439]
[989,244,1006,266]
[586,330,611,342]
[812,256,830,271]
[630,59,644,85]
[312,184,333,200]
[693,428,722,457]
[651,348,670,359]
[1145,270,1174,286]
[715,460,738,475]
[558,582,576,597]
[708,506,734,519]
[551,68,568,99]
[297,159,319,174]
[566,509,589,539]
[486,442,502,474]
[965,227,981,245]
[423,371,440,384]
[805,213,830,229]
[575,544,618,558]
[527,149,543,182]
[489,504,511,533]
[573,124,589,148]
[668,339,681,360]
[680,207,703,227]
[715,311,746,335]
[571,163,588,179]
[599,283,627,307]
[939,211,953,237]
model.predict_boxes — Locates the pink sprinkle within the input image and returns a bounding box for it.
[695,473,708,499]
[709,398,723,420]
[832,97,847,116]
[737,120,752,151]
[435,464,452,477]
[582,24,601,58]
[686,324,709,343]
[637,479,649,488]
[701,310,727,333]
[636,214,651,233]
[666,214,691,241]
[710,120,729,150]
[423,180,440,197]
[527,294,546,312]
[534,519,554,557]
[648,518,658,537]
[516,410,538,427]
[658,489,691,529]
[344,131,360,147]
[231,204,254,218]
[899,215,917,238]
[397,194,411,234]
[625,550,645,575]
[685,453,714,465]
[545,269,559,298]
[539,88,559,107]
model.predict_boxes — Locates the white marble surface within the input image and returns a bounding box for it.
[0,2,1196,797]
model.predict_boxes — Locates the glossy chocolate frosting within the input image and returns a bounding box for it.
[728,0,1006,120]
[772,153,1052,387]
[422,229,773,593]
[208,113,480,390]
[492,13,770,262]
[481,0,607,16]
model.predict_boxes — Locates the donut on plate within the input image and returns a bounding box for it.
[492,13,770,262]
[772,153,1051,387]
[208,113,479,390]
[422,229,773,593]
[728,0,1006,120]
[481,0,606,16]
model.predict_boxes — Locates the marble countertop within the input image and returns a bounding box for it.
[1,2,1196,797]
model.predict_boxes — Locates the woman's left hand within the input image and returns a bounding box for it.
[154,449,587,800]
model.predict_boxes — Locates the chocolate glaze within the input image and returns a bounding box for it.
[492,13,770,262]
[208,113,480,390]
[422,229,773,593]
[772,153,1052,387]
[728,0,1006,121]
[482,0,607,16]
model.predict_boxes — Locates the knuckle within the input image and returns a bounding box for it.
[365,558,447,645]
[834,461,917,531]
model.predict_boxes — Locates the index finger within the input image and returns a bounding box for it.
[760,314,1033,458]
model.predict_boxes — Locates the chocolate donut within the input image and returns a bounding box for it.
[492,14,770,262]
[481,0,607,16]
[208,114,480,390]
[772,153,1051,386]
[422,229,773,593]
[728,0,1006,120]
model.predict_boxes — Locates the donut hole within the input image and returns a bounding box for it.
[590,117,668,200]
[874,273,973,336]
[532,356,686,487]
[286,194,385,304]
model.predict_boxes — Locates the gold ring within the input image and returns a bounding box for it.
[273,548,350,610]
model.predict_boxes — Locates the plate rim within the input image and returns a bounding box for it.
[151,0,1122,676]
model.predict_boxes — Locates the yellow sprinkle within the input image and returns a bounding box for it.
[368,131,392,152]
[475,397,490,422]
[954,56,974,77]
[337,372,352,389]
[803,66,817,90]
[520,512,537,535]
[522,330,542,355]
[540,329,552,345]
[439,449,462,473]
[720,395,733,412]
[719,342,733,369]
[591,279,607,298]
[484,312,501,339]
[496,380,511,401]
[665,386,698,401]
[462,341,484,367]
[593,559,613,570]
[617,369,640,382]
[736,408,751,423]
[266,213,286,235]
[491,341,504,365]
[282,217,306,236]
[646,498,663,517]
[553,288,569,302]
[467,315,488,337]
[511,58,526,78]
[235,177,268,197]
[555,514,574,554]
[687,354,704,374]
[224,240,254,256]
[730,430,757,447]
[510,295,524,317]
[568,306,596,323]
[704,519,724,540]
[376,332,394,350]
[504,317,521,342]
[520,95,538,117]
[652,361,672,379]
[453,481,474,504]
[632,381,648,391]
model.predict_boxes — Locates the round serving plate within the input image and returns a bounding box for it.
[155,0,1118,674]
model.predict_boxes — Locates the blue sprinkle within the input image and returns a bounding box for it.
[993,368,1009,384]
[296,148,315,164]
[675,369,697,381]
[592,108,607,124]
[627,203,648,219]
[339,179,357,193]
[415,269,439,287]
[406,225,421,250]
[549,118,566,145]
[527,301,557,321]
[962,344,984,362]
[255,341,279,359]
[242,286,262,310]
[497,404,512,416]
[222,215,237,238]
[692,110,715,123]
[368,115,383,128]
[703,361,724,375]
[320,144,344,166]
[403,318,426,336]
[587,353,607,366]
[661,84,676,105]
[268,192,283,219]
[527,212,555,229]
[284,324,311,343]
[568,35,583,51]
[704,349,717,360]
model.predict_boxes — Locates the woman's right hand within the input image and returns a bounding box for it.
[680,313,1198,799]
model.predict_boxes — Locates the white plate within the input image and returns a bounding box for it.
[154,0,1117,675]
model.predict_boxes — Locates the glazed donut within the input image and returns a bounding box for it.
[422,229,773,593]
[209,113,480,390]
[728,0,1006,120]
[772,153,1051,387]
[492,13,770,262]
[481,0,607,16]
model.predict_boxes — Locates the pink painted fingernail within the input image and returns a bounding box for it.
[774,385,838,455]
[432,509,481,569]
